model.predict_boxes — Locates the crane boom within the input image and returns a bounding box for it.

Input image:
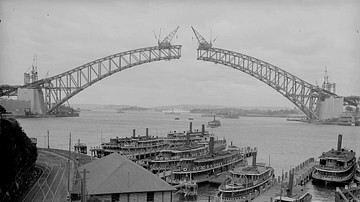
[191,26,212,49]
[159,26,180,48]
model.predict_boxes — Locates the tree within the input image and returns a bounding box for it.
[0,117,38,201]
[0,105,6,115]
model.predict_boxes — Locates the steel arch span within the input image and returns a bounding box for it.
[190,26,339,121]
[196,47,334,120]
[24,45,181,114]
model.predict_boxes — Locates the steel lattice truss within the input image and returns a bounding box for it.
[196,47,335,120]
[25,45,182,114]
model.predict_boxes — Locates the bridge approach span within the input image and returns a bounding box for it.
[25,45,182,114]
[196,47,336,120]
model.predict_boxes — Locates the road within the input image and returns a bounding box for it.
[22,150,72,202]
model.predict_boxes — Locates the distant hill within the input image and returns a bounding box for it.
[71,104,148,111]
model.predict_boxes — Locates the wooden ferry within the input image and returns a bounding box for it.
[149,133,227,174]
[312,134,356,184]
[215,153,275,202]
[90,128,168,161]
[90,123,219,168]
[161,139,254,185]
[354,157,360,182]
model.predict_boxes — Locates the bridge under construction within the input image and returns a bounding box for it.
[0,27,359,124]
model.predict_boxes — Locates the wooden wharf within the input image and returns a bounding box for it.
[252,157,315,202]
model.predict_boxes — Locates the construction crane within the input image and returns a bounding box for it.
[158,26,180,49]
[191,26,213,50]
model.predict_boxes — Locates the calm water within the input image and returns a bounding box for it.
[18,110,360,201]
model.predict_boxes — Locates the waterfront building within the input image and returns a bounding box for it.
[76,153,176,202]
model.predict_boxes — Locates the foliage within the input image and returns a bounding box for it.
[0,117,38,200]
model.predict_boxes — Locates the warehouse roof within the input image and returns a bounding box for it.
[78,153,176,195]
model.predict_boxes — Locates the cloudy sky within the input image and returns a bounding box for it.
[1,0,359,108]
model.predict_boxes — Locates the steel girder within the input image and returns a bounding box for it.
[196,47,334,121]
[25,45,182,114]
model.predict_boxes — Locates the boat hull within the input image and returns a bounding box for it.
[311,167,355,184]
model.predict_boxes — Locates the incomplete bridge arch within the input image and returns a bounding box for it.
[25,45,182,114]
[191,27,336,121]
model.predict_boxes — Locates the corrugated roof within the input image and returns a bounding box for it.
[78,153,176,195]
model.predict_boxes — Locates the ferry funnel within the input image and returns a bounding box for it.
[189,122,193,133]
[146,128,149,138]
[252,151,257,167]
[186,131,190,146]
[201,124,205,135]
[209,136,214,155]
[133,129,136,138]
[287,171,294,196]
[337,134,342,152]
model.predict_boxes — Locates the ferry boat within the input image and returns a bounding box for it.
[74,139,87,154]
[208,115,221,128]
[215,153,275,202]
[148,135,227,174]
[312,134,356,184]
[90,128,168,161]
[164,139,253,185]
[274,172,312,202]
[90,123,220,167]
[354,157,360,182]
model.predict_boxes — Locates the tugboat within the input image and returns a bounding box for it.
[354,157,360,182]
[312,134,356,184]
[208,115,221,128]
[176,181,198,200]
[274,172,312,202]
[215,152,275,201]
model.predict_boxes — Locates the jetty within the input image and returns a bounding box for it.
[252,158,315,202]
[335,184,360,202]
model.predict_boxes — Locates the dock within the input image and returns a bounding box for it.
[252,158,315,202]
[335,184,360,202]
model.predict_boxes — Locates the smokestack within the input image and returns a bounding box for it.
[252,151,257,167]
[146,128,149,138]
[189,122,193,133]
[201,124,205,135]
[231,141,233,146]
[337,134,342,152]
[186,132,190,146]
[209,136,214,155]
[133,129,136,138]
[287,171,294,196]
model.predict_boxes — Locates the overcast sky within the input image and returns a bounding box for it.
[1,0,359,108]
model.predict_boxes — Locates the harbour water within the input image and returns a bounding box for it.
[18,110,360,201]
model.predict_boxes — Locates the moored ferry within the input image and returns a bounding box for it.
[90,123,223,168]
[149,133,227,174]
[90,128,168,161]
[355,157,360,182]
[312,134,356,184]
[215,153,275,202]
[163,139,254,185]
